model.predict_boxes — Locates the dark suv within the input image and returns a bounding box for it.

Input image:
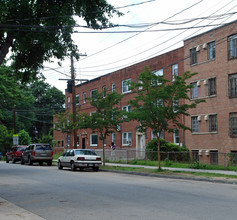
[21,143,53,166]
[6,146,28,163]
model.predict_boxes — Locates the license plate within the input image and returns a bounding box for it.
[88,164,94,167]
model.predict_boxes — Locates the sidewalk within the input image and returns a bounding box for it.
[0,197,45,220]
[106,163,237,176]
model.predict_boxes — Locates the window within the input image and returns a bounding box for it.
[67,97,70,108]
[77,136,79,146]
[122,132,132,146]
[191,82,198,99]
[190,47,197,65]
[153,69,163,77]
[191,150,199,162]
[172,64,178,81]
[208,41,215,60]
[173,97,179,112]
[90,134,98,146]
[151,130,164,139]
[76,94,79,105]
[210,150,218,165]
[229,73,237,98]
[208,78,216,96]
[229,113,237,136]
[209,114,217,132]
[61,140,64,147]
[112,83,115,92]
[112,133,115,143]
[191,116,199,133]
[103,86,106,98]
[91,89,97,99]
[83,92,86,104]
[122,79,131,93]
[138,80,143,90]
[228,34,237,59]
[230,151,237,165]
[173,129,179,144]
[122,105,131,118]
[58,141,60,147]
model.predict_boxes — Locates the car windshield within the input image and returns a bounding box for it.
[16,147,26,151]
[75,150,97,156]
[36,145,51,150]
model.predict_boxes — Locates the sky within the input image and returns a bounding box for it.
[42,0,237,93]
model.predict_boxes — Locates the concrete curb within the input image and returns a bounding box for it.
[101,169,237,185]
[0,197,46,220]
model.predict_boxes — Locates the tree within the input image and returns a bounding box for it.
[18,129,31,145]
[0,0,121,82]
[0,125,13,154]
[129,66,203,170]
[84,89,124,165]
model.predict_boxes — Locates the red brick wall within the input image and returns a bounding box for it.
[53,47,184,150]
[184,21,237,157]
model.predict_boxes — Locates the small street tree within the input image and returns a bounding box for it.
[84,89,124,165]
[18,129,31,145]
[129,66,203,170]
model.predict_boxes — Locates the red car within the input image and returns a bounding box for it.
[6,146,28,163]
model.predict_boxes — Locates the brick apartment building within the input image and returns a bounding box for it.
[53,47,184,153]
[53,20,237,165]
[184,20,237,165]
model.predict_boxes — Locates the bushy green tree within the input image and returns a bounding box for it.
[83,88,124,165]
[18,129,31,145]
[0,125,13,154]
[0,0,121,82]
[129,66,203,169]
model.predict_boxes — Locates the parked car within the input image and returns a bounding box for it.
[21,143,53,166]
[6,146,28,163]
[57,149,102,171]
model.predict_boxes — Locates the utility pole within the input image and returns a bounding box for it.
[70,52,87,149]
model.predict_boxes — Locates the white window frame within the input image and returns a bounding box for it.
[112,133,115,143]
[191,82,198,99]
[83,92,86,104]
[151,130,164,139]
[122,132,132,146]
[67,97,70,108]
[191,116,199,133]
[90,134,98,146]
[228,34,237,59]
[208,41,215,60]
[112,83,115,92]
[122,79,131,94]
[172,64,178,81]
[91,89,97,99]
[173,129,179,145]
[76,94,79,105]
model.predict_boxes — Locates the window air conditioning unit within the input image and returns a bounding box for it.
[198,115,201,121]
[203,43,207,49]
[203,79,208,85]
[199,150,204,156]
[197,81,201,87]
[204,115,209,121]
[196,45,201,52]
[205,150,210,156]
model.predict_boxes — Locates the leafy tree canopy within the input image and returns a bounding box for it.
[0,0,121,82]
[18,129,31,145]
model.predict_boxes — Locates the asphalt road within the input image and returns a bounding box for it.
[0,162,237,220]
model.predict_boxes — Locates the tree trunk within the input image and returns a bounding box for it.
[0,33,13,66]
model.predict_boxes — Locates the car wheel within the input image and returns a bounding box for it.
[58,161,63,170]
[71,162,76,171]
[47,161,52,166]
[6,157,9,163]
[12,157,15,163]
[21,157,25,165]
[93,167,99,172]
[28,157,33,165]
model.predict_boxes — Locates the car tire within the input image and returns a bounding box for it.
[21,157,25,165]
[28,157,33,165]
[6,158,9,163]
[47,161,52,166]
[93,167,99,172]
[58,161,63,170]
[71,162,76,171]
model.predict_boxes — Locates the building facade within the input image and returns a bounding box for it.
[53,47,184,154]
[184,20,237,165]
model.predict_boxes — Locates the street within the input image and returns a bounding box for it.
[0,162,237,220]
